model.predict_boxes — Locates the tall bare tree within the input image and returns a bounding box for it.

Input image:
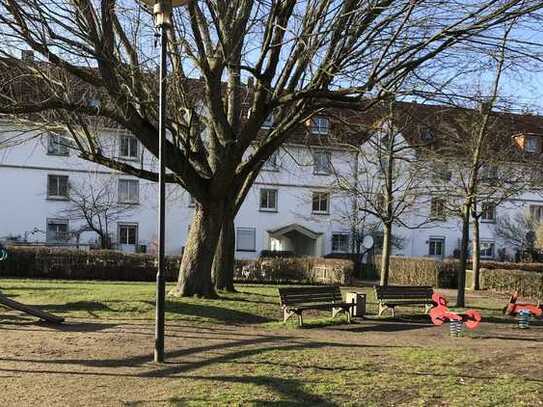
[336,100,432,286]
[1,0,542,297]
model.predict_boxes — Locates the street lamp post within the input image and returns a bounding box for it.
[142,0,189,363]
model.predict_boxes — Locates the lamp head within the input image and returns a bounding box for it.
[140,0,190,27]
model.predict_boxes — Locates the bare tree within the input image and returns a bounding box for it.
[59,175,135,249]
[335,100,432,286]
[496,211,542,255]
[1,0,542,296]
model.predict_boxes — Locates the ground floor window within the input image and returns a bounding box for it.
[428,237,445,257]
[119,224,138,245]
[236,227,256,252]
[332,233,349,253]
[480,241,495,259]
[46,219,69,242]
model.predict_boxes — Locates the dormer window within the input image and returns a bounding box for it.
[310,116,330,135]
[47,133,70,156]
[419,128,433,142]
[515,133,541,153]
[526,135,539,153]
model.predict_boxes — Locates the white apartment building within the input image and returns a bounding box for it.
[1,109,543,261]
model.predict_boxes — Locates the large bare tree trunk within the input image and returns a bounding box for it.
[171,202,224,298]
[471,217,481,290]
[380,222,392,286]
[457,204,470,307]
[212,218,236,292]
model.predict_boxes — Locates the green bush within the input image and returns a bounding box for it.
[234,257,353,285]
[480,268,543,298]
[479,261,543,273]
[0,246,179,281]
[376,256,459,288]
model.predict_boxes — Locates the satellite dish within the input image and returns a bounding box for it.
[362,235,374,250]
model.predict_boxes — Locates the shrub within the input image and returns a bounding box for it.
[234,257,353,285]
[480,268,543,299]
[479,261,543,273]
[258,250,297,258]
[0,246,179,281]
[376,256,459,288]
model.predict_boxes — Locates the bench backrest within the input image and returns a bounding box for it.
[278,286,343,306]
[374,285,433,300]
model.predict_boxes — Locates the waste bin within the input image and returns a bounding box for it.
[346,292,366,318]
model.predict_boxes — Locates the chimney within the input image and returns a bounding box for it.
[21,50,34,63]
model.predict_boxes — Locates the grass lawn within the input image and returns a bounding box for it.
[1,279,542,406]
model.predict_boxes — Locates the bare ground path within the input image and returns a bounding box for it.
[1,314,543,406]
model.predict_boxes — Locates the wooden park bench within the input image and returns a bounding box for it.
[374,285,434,317]
[278,286,354,327]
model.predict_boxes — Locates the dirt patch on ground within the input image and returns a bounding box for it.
[1,312,543,406]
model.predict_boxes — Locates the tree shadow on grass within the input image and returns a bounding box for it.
[332,320,433,334]
[162,300,274,324]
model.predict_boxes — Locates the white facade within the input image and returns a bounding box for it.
[1,120,542,261]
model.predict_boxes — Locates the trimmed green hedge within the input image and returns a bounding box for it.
[234,257,354,285]
[0,246,179,281]
[480,268,543,298]
[376,256,459,288]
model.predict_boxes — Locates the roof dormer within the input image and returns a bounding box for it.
[513,133,542,153]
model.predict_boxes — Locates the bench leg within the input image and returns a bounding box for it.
[378,303,387,317]
[284,308,295,323]
[297,312,303,327]
[391,306,396,318]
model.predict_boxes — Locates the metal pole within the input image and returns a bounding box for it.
[154,8,168,363]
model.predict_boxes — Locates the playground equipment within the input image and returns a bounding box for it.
[504,291,542,329]
[429,292,482,336]
[0,244,64,324]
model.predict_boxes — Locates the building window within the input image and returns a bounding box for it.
[312,191,330,214]
[260,189,278,212]
[118,179,139,204]
[530,205,543,222]
[332,233,349,253]
[47,133,69,156]
[119,135,139,159]
[118,224,138,245]
[481,202,496,222]
[262,151,280,171]
[428,237,445,258]
[236,227,256,252]
[310,116,330,135]
[313,150,332,175]
[46,219,69,243]
[526,135,540,153]
[480,241,495,259]
[47,175,69,199]
[430,197,446,219]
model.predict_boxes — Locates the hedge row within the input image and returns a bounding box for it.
[377,256,459,288]
[0,246,353,285]
[480,268,543,298]
[0,246,180,281]
[234,257,353,285]
[479,261,543,273]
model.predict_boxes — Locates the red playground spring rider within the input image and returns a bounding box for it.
[429,292,482,336]
[504,291,542,329]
